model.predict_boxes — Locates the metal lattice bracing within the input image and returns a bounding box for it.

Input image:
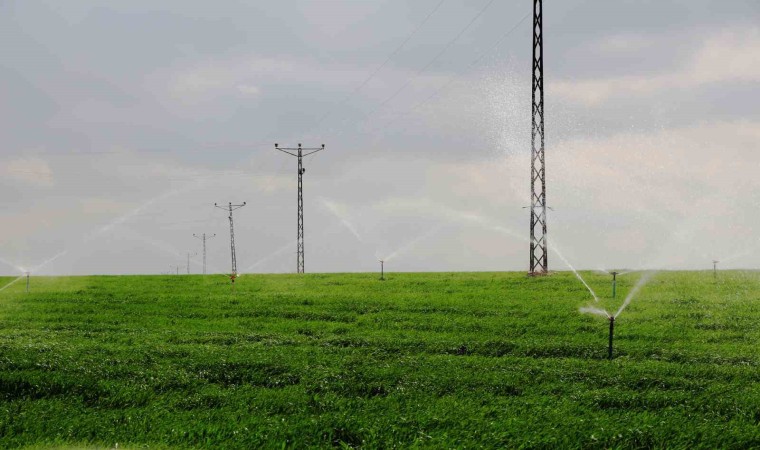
[215,202,246,277]
[529,0,548,275]
[275,143,325,274]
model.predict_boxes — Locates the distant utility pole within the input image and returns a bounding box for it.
[186,252,197,274]
[169,264,180,275]
[215,202,246,277]
[529,0,548,275]
[193,233,216,275]
[275,143,325,274]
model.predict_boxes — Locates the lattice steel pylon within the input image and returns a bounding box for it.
[215,202,246,277]
[529,0,548,275]
[193,232,216,275]
[275,143,325,274]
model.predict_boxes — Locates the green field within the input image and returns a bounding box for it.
[0,271,758,449]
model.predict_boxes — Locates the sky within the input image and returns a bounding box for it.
[1,0,759,276]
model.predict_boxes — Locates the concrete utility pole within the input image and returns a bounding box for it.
[215,202,246,278]
[193,233,216,275]
[275,143,325,274]
[529,0,548,275]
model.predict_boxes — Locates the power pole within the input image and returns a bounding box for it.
[275,143,325,274]
[529,0,548,275]
[186,252,197,274]
[215,202,246,277]
[193,233,216,275]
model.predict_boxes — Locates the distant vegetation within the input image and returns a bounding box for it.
[0,271,758,448]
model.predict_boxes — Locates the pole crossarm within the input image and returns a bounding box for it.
[274,143,326,274]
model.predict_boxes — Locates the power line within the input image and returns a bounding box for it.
[321,0,499,141]
[364,11,531,141]
[305,0,446,138]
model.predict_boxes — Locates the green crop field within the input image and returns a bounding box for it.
[0,271,758,449]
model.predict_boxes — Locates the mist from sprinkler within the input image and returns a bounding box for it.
[0,250,69,294]
[580,271,657,359]
[550,242,598,301]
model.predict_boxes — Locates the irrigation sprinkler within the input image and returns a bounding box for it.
[610,271,619,298]
[379,260,384,280]
[25,272,30,293]
[169,264,180,275]
[712,260,719,280]
[608,316,615,360]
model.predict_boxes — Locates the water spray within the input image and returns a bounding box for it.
[379,260,384,280]
[610,271,619,298]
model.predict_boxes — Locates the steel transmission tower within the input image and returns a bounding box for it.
[275,143,325,274]
[215,202,246,277]
[193,233,216,274]
[529,0,548,275]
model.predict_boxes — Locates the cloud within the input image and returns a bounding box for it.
[236,84,260,95]
[550,26,760,105]
[2,157,54,187]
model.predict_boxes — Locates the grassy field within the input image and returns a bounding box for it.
[0,270,758,449]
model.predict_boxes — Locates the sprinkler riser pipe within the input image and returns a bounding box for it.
[608,317,615,360]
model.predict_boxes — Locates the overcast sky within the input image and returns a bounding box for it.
[1,0,759,276]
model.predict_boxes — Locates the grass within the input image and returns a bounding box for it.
[0,270,758,449]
